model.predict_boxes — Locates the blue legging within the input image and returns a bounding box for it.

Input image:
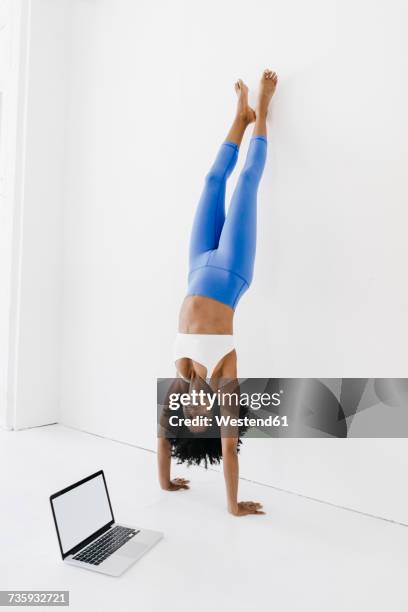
[187,135,267,309]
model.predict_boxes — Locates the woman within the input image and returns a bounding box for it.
[158,69,278,516]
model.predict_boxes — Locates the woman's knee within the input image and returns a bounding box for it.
[239,166,259,184]
[205,169,224,185]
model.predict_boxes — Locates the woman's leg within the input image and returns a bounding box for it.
[189,80,255,264]
[215,70,278,294]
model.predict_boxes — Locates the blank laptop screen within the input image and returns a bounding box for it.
[52,474,113,555]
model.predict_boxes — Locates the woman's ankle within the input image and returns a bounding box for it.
[255,106,268,120]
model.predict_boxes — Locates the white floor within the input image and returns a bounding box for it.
[1,425,407,612]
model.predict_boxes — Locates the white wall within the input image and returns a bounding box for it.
[59,0,408,520]
[0,0,20,429]
[7,0,68,428]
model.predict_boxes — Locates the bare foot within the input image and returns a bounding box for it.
[257,69,278,117]
[234,79,256,125]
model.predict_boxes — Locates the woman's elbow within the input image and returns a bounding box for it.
[222,437,238,456]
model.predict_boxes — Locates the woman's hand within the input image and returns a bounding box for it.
[228,501,265,516]
[161,477,190,491]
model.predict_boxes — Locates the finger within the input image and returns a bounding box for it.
[240,505,265,514]
[170,483,189,491]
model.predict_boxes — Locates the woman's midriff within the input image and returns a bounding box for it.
[178,295,234,334]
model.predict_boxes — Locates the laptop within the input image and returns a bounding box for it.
[50,470,163,576]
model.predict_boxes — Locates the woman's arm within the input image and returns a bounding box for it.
[157,437,189,491]
[219,361,265,516]
[221,437,265,516]
[157,375,190,491]
[221,437,240,513]
[157,437,172,489]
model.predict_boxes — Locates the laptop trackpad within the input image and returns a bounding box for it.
[119,540,147,558]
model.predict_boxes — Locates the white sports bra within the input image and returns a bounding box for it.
[174,333,235,379]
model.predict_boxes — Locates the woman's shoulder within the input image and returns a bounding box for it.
[218,349,237,379]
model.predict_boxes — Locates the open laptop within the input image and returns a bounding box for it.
[50,470,163,576]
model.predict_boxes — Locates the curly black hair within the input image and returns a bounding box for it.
[159,378,249,468]
[169,435,225,468]
[168,433,245,468]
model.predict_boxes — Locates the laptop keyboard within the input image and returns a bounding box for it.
[73,526,139,565]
